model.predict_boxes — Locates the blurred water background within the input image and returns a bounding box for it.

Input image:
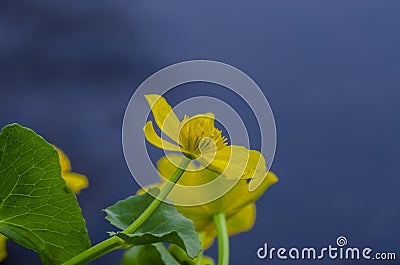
[0,1,399,264]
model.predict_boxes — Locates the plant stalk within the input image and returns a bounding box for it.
[62,157,191,265]
[213,212,229,265]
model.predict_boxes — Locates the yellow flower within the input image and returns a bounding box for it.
[143,94,269,190]
[0,234,6,262]
[200,256,215,265]
[55,147,88,194]
[141,155,278,249]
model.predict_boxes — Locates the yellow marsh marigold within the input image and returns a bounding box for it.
[144,94,268,190]
[0,234,6,262]
[55,147,88,194]
[0,147,88,262]
[141,155,278,249]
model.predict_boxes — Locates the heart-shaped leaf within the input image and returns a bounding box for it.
[0,124,91,264]
[104,189,201,259]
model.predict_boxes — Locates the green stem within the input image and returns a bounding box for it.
[124,156,190,234]
[61,236,123,265]
[213,212,229,265]
[62,157,191,265]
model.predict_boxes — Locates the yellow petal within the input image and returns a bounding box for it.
[0,234,7,262]
[246,150,268,191]
[249,177,263,191]
[143,121,183,152]
[62,172,89,194]
[243,171,278,206]
[157,154,238,206]
[197,205,256,250]
[157,155,217,185]
[205,146,269,187]
[246,150,268,179]
[205,145,252,179]
[54,146,71,172]
[200,255,215,265]
[145,94,181,142]
[218,172,278,214]
[226,203,256,235]
[179,172,277,223]
[197,205,255,250]
[199,228,216,250]
[189,112,215,121]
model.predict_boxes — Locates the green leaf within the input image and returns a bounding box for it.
[0,124,91,265]
[120,243,179,265]
[104,189,201,259]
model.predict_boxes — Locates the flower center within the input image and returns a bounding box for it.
[178,114,228,157]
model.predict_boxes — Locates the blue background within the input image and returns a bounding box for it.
[0,1,399,264]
